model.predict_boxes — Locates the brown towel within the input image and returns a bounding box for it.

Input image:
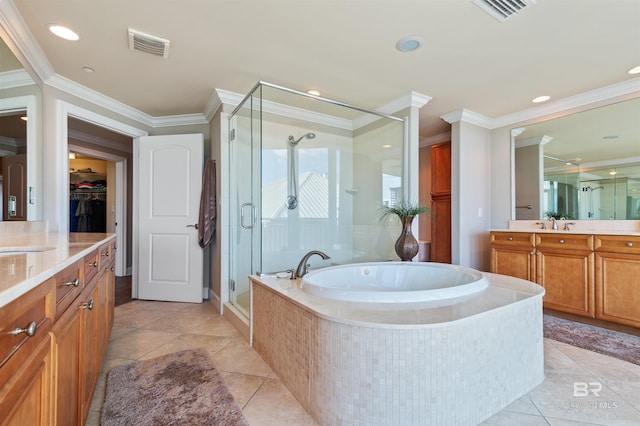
[198,159,217,248]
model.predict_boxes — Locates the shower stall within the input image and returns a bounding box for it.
[228,82,407,318]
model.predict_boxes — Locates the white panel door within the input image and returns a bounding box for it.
[138,134,203,302]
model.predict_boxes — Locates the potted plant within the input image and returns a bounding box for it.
[379,201,429,261]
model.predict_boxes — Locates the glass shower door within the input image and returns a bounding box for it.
[228,90,262,318]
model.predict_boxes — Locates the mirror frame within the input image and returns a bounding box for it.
[510,98,640,221]
[0,94,39,220]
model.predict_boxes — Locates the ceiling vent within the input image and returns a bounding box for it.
[473,0,536,21]
[128,29,170,58]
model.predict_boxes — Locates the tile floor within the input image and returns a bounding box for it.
[86,300,640,426]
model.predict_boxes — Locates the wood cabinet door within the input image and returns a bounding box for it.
[595,252,640,328]
[52,306,81,426]
[537,248,595,317]
[0,334,52,426]
[490,245,535,281]
[79,282,100,423]
[430,195,451,263]
[430,143,451,196]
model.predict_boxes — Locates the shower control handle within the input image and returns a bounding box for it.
[241,203,256,229]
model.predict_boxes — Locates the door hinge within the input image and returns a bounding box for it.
[230,128,236,141]
[230,279,235,291]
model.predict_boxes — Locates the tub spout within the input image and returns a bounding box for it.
[295,250,330,278]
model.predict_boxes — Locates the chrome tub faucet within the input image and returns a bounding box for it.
[295,250,330,278]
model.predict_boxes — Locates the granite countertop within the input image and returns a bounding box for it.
[490,228,640,236]
[0,232,115,308]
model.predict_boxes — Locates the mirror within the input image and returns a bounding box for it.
[513,98,640,220]
[0,35,41,221]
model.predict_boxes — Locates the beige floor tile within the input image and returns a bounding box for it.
[84,410,101,426]
[139,333,234,360]
[528,370,640,425]
[543,339,590,375]
[481,411,550,425]
[112,307,167,328]
[88,374,106,413]
[109,324,135,341]
[221,371,266,408]
[501,395,543,416]
[242,377,318,426]
[211,337,274,377]
[106,328,180,359]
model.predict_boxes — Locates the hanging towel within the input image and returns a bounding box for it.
[198,159,217,248]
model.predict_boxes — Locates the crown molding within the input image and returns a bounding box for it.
[0,0,54,82]
[494,77,640,128]
[0,69,34,89]
[514,135,552,149]
[378,91,432,115]
[441,108,494,128]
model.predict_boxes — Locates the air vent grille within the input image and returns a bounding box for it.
[128,29,170,58]
[473,0,536,21]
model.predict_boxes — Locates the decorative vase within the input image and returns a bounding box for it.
[394,215,419,261]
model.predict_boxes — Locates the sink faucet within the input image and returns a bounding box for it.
[535,222,547,230]
[295,250,330,278]
[550,217,558,230]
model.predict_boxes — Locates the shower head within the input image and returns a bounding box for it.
[288,132,316,145]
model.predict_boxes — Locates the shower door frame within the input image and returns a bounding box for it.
[228,84,263,318]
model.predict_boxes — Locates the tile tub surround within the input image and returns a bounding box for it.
[0,231,115,307]
[250,271,546,425]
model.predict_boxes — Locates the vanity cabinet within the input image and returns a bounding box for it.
[0,278,54,426]
[594,235,640,327]
[489,232,535,281]
[52,242,113,425]
[490,231,639,326]
[535,234,595,317]
[1,237,116,426]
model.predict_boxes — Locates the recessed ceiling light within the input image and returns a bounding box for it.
[83,66,95,73]
[532,95,550,103]
[306,90,321,97]
[48,24,79,41]
[20,116,27,122]
[609,170,617,176]
[382,144,392,149]
[628,65,640,74]
[396,35,424,52]
[69,152,76,160]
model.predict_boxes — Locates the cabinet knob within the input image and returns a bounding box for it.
[507,237,513,241]
[12,321,38,337]
[559,239,565,244]
[626,242,633,247]
[89,261,98,267]
[102,252,109,257]
[65,278,80,287]
[81,299,94,310]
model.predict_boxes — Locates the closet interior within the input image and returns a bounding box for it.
[69,155,108,232]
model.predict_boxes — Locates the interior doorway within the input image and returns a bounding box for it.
[67,116,134,277]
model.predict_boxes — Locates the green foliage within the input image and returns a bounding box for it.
[544,210,574,220]
[379,201,429,221]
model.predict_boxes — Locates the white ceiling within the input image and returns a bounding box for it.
[3,0,640,140]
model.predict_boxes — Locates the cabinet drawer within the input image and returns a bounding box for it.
[536,233,593,251]
[83,249,100,284]
[490,232,534,247]
[54,259,84,320]
[594,235,640,255]
[0,278,53,374]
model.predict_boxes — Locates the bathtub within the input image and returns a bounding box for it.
[301,261,488,303]
[250,262,545,425]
